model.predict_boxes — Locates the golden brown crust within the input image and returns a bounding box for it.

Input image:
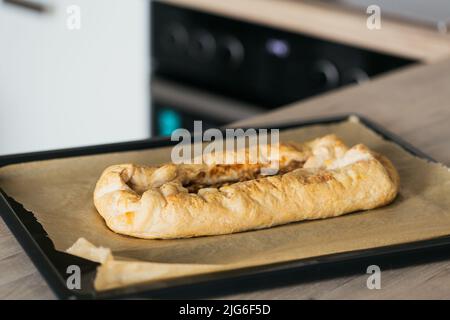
[93,135,400,239]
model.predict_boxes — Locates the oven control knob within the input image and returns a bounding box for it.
[188,30,216,60]
[310,59,340,90]
[343,68,370,85]
[161,23,189,52]
[217,36,244,67]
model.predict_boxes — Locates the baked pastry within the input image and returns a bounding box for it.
[93,135,399,239]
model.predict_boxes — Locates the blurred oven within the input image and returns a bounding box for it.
[151,1,414,136]
[151,77,262,136]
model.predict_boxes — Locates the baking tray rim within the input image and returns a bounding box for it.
[0,113,445,299]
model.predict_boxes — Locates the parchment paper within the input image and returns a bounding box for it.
[1,117,450,291]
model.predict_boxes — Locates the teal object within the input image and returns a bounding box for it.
[158,108,181,136]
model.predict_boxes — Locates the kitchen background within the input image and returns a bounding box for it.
[1,0,448,155]
[0,0,150,155]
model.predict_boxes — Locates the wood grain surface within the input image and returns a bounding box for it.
[1,58,450,299]
[164,0,450,62]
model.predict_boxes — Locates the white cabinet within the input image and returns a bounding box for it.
[0,0,150,155]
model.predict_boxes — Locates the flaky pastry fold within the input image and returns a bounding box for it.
[93,135,399,239]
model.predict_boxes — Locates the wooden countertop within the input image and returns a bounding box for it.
[165,0,450,63]
[2,0,450,300]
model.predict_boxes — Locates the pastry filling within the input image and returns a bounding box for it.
[183,160,305,193]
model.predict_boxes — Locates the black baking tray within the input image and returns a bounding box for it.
[1,114,449,300]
